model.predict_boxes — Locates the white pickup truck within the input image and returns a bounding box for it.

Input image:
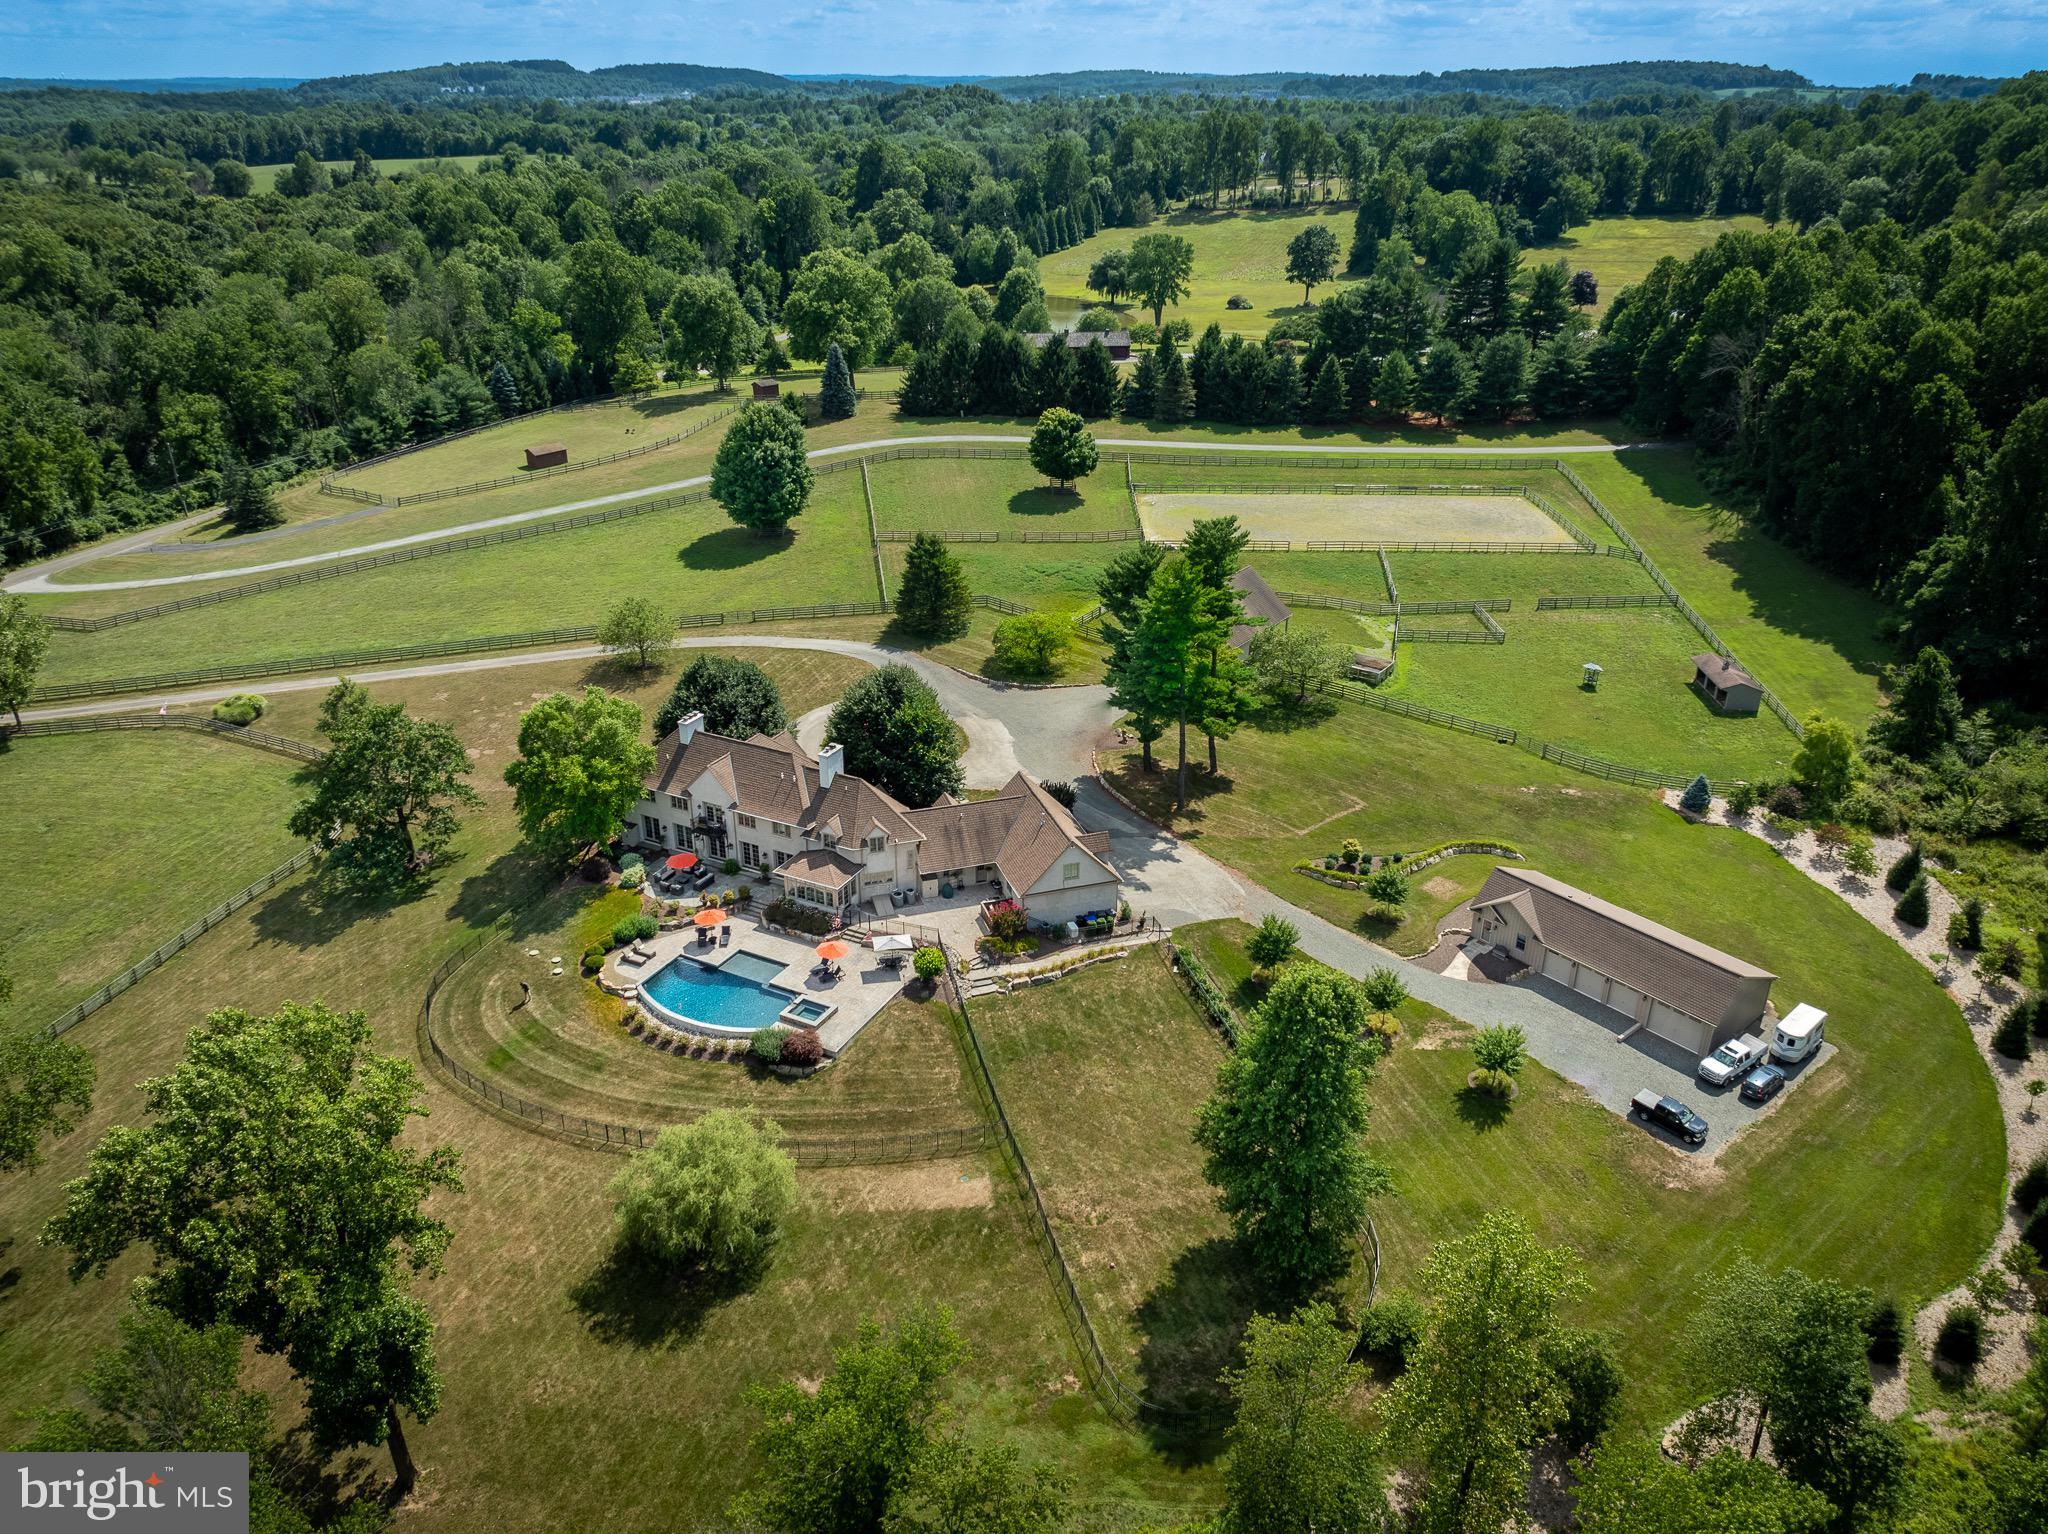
[1697,1033,1769,1089]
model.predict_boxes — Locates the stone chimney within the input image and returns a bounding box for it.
[675,710,704,747]
[818,741,844,789]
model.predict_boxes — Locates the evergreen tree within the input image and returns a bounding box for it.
[1190,323,1226,415]
[1680,774,1712,813]
[486,360,523,418]
[1445,236,1522,344]
[1265,350,1304,423]
[1071,338,1118,418]
[1471,332,1531,421]
[895,532,972,640]
[818,341,857,420]
[1032,336,1078,412]
[896,348,953,416]
[1124,347,1160,419]
[1417,342,1475,424]
[1893,871,1931,927]
[1154,343,1195,423]
[970,327,1034,416]
[220,455,283,533]
[1373,351,1416,419]
[1879,646,1964,759]
[1992,1003,2032,1061]
[1522,258,1574,343]
[1306,355,1349,423]
[1885,842,1922,892]
[1529,332,1589,418]
[757,333,791,374]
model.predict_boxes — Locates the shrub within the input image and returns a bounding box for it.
[987,904,1030,944]
[581,945,607,972]
[620,865,646,890]
[1934,1305,1983,1368]
[1040,779,1078,809]
[1679,774,1711,813]
[1725,781,1760,817]
[1993,1003,2034,1061]
[2023,993,2048,1039]
[1355,1292,1425,1368]
[1543,1328,1624,1452]
[1365,1010,1401,1049]
[1893,872,1931,927]
[1340,837,1363,868]
[619,852,646,873]
[610,914,657,947]
[1361,967,1409,1012]
[1947,909,1976,951]
[2014,1154,2048,1216]
[1843,830,1878,878]
[723,856,740,875]
[1864,1296,1905,1366]
[607,1110,796,1277]
[1246,913,1299,968]
[912,947,946,984]
[1364,867,1409,906]
[761,898,832,935]
[2027,1204,2048,1263]
[1959,896,1986,950]
[1886,842,1923,892]
[1471,1066,1517,1099]
[779,1029,824,1068]
[1471,1023,1527,1077]
[210,692,267,725]
[1987,937,2026,980]
[1766,782,1807,818]
[749,1028,784,1064]
[1225,293,1253,310]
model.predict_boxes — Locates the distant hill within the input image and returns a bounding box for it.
[0,76,302,94]
[291,59,792,102]
[957,62,1816,103]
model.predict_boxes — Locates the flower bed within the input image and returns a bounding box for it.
[1294,840,1525,886]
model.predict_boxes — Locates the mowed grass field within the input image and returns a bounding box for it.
[867,454,1141,535]
[245,153,493,191]
[1100,709,2003,1426]
[0,648,1223,1532]
[1528,214,1768,317]
[1038,204,1362,334]
[0,730,309,1024]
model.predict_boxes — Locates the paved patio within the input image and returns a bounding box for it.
[601,913,906,1055]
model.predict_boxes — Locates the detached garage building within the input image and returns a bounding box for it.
[1468,866,1775,1057]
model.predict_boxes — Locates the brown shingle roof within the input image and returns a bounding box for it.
[1692,653,1759,691]
[1470,866,1773,1024]
[647,729,922,845]
[1229,565,1290,650]
[901,772,1114,893]
[778,848,863,888]
[1023,330,1131,350]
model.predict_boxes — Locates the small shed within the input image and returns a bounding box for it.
[1691,653,1762,714]
[1350,653,1394,685]
[752,379,781,400]
[1227,566,1291,651]
[524,442,568,471]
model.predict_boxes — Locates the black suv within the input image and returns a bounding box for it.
[1630,1089,1709,1145]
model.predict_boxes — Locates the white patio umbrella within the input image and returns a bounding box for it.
[872,933,915,952]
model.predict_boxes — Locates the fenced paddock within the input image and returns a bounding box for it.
[1135,488,1575,547]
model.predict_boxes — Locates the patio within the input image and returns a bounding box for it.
[600,912,907,1056]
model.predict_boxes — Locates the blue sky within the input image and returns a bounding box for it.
[5,0,2044,85]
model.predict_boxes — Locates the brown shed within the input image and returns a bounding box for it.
[751,379,781,400]
[524,442,568,470]
[1690,653,1762,714]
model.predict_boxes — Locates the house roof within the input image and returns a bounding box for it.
[647,728,923,846]
[1470,866,1773,1024]
[1228,565,1290,650]
[778,848,863,888]
[526,441,566,454]
[902,772,1114,893]
[1023,330,1131,350]
[1692,653,1759,692]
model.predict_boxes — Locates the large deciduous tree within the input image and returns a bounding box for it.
[782,249,893,367]
[1128,232,1195,328]
[44,1000,462,1499]
[563,238,649,389]
[1573,1437,1832,1534]
[654,653,788,741]
[1285,223,1339,305]
[0,593,51,726]
[287,679,482,889]
[823,664,963,808]
[1248,623,1343,706]
[609,1110,796,1279]
[1195,965,1386,1291]
[663,274,759,390]
[1220,1301,1383,1534]
[1026,407,1098,491]
[503,687,657,861]
[711,400,815,535]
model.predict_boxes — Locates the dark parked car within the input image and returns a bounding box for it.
[1631,1089,1709,1145]
[1739,1063,1787,1104]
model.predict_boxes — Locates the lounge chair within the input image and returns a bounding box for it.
[619,948,650,969]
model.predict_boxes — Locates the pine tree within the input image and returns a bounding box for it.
[1072,339,1119,418]
[1374,351,1415,419]
[220,455,283,533]
[1528,333,1588,419]
[1033,336,1078,412]
[758,333,791,374]
[1155,344,1195,422]
[1893,871,1930,928]
[1680,774,1712,814]
[1471,333,1531,422]
[1266,350,1304,423]
[1417,342,1474,425]
[1992,1003,2033,1061]
[1885,842,1922,892]
[486,360,523,418]
[1190,323,1225,415]
[818,342,857,420]
[894,532,972,639]
[1124,348,1160,419]
[1306,356,1349,423]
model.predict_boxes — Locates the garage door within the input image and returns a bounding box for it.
[1572,964,1609,1005]
[1607,982,1645,1023]
[1645,1000,1709,1055]
[1542,950,1575,986]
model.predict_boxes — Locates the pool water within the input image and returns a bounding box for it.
[642,951,796,1031]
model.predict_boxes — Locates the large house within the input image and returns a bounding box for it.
[1468,866,1776,1057]
[627,713,1122,926]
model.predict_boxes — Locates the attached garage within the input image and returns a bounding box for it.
[1468,866,1776,1058]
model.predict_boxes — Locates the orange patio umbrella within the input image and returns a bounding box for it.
[693,907,729,928]
[815,939,851,961]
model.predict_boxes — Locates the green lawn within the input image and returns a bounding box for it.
[1571,451,1891,728]
[1381,550,1658,603]
[1037,204,1362,336]
[1384,606,1799,778]
[0,730,308,1025]
[867,455,1141,535]
[1528,215,1768,316]
[0,648,1223,1533]
[245,154,492,192]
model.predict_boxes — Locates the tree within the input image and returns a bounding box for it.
[1195,964,1386,1291]
[1181,513,1251,591]
[1379,1212,1588,1534]
[1544,1327,1625,1452]
[287,680,482,889]
[45,1000,462,1498]
[1574,1438,1831,1534]
[1886,841,1922,892]
[1992,1004,2032,1061]
[1445,237,1522,344]
[1880,646,1964,759]
[503,687,657,862]
[1470,332,1531,421]
[1220,1302,1382,1534]
[1031,336,1077,412]
[882,1436,1070,1534]
[1680,774,1712,814]
[1086,248,1131,303]
[1154,342,1195,422]
[819,342,858,420]
[1248,622,1343,706]
[663,274,759,390]
[211,158,252,198]
[1894,872,1931,927]
[220,454,283,533]
[1245,913,1298,968]
[1568,269,1599,308]
[654,653,788,740]
[1790,713,1858,812]
[1522,259,1573,343]
[1373,350,1416,419]
[1116,557,1239,808]
[895,532,972,639]
[0,593,51,726]
[0,966,94,1173]
[597,596,674,670]
[1417,342,1474,424]
[991,611,1073,678]
[563,239,648,389]
[1285,224,1339,305]
[609,1110,796,1277]
[1528,332,1589,418]
[1128,232,1195,328]
[711,400,815,535]
[824,664,964,808]
[485,360,523,417]
[1072,339,1118,418]
[738,1308,968,1534]
[782,249,893,366]
[1027,407,1098,491]
[1306,356,1349,423]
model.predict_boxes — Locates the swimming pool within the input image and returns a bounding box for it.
[642,952,795,1032]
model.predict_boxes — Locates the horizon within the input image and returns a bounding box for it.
[2,1,2041,89]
